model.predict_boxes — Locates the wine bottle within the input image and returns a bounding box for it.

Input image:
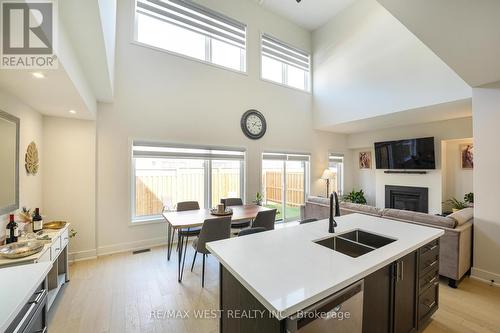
[33,208,43,233]
[6,214,18,244]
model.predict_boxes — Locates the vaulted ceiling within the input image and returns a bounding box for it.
[312,0,472,133]
[2,0,496,130]
[377,0,500,88]
[257,0,356,31]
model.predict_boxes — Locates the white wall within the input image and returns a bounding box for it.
[57,19,97,117]
[95,0,350,255]
[312,0,471,130]
[472,84,500,284]
[42,117,97,260]
[98,0,117,95]
[0,90,43,234]
[442,138,473,204]
[348,117,472,214]
[59,0,113,105]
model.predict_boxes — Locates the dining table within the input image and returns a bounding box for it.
[162,204,271,282]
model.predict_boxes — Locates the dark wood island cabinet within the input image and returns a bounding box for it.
[363,239,440,333]
[220,239,440,333]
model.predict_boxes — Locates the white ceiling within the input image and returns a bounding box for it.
[259,0,356,31]
[377,0,500,87]
[0,0,114,120]
[0,68,94,120]
[324,99,472,134]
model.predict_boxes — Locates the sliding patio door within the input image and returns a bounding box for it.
[261,153,309,223]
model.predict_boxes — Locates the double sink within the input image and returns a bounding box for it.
[314,229,396,258]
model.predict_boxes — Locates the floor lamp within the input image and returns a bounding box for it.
[321,169,335,197]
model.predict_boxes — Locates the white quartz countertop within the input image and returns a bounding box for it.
[207,213,444,320]
[0,224,69,267]
[0,262,52,332]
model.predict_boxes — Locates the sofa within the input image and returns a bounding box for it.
[300,196,473,288]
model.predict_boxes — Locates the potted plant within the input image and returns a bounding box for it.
[343,189,367,205]
[445,197,469,212]
[254,192,263,206]
[69,229,78,238]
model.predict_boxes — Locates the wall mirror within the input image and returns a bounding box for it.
[0,110,20,215]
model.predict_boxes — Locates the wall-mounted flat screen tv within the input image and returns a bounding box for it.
[374,137,436,170]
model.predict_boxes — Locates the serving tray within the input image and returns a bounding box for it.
[0,240,45,259]
[210,208,233,216]
[43,221,67,230]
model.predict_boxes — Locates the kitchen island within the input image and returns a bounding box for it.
[207,213,444,333]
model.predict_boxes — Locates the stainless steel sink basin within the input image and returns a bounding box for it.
[337,229,396,249]
[314,229,396,258]
[315,236,374,258]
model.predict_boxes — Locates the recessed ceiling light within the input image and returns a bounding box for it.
[32,72,45,79]
[69,110,77,114]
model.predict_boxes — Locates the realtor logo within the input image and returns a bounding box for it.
[1,0,58,69]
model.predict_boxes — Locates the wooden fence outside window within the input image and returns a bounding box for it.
[262,171,305,207]
[135,170,308,217]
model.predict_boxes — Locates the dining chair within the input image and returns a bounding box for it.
[221,198,243,206]
[220,198,251,231]
[252,209,277,231]
[177,201,200,211]
[300,218,318,224]
[189,216,232,287]
[175,201,202,258]
[238,227,267,237]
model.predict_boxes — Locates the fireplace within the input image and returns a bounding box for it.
[385,185,429,213]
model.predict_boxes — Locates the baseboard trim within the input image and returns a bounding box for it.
[471,267,500,287]
[68,249,98,263]
[97,237,168,257]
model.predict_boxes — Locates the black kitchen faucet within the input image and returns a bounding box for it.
[329,192,340,233]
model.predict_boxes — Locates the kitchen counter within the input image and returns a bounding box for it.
[0,225,69,267]
[0,262,52,332]
[207,213,444,320]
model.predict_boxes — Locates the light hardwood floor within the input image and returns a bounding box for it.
[48,246,500,333]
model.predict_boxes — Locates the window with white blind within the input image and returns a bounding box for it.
[132,143,245,222]
[329,154,344,195]
[261,34,311,91]
[134,0,247,72]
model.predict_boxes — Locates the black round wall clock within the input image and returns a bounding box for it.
[241,110,267,140]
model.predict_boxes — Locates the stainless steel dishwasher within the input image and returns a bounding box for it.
[285,280,364,333]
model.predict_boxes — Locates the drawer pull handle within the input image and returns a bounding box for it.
[425,245,438,252]
[12,303,36,333]
[55,248,60,251]
[427,276,438,284]
[29,290,46,304]
[423,300,436,309]
[425,260,438,268]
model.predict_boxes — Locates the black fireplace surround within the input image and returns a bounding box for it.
[385,185,429,213]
